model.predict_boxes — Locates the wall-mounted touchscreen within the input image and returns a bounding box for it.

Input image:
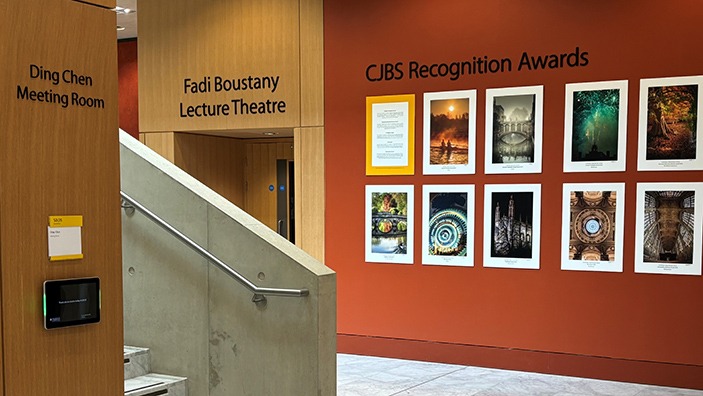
[43,277,100,329]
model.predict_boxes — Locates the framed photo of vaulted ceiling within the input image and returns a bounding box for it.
[484,85,543,174]
[483,184,541,270]
[563,80,628,173]
[422,90,477,175]
[421,184,475,267]
[634,183,703,275]
[637,76,703,171]
[561,183,625,273]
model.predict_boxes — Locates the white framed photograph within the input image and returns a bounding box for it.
[365,185,414,264]
[561,183,625,272]
[637,76,703,171]
[485,85,543,174]
[483,184,541,270]
[563,80,628,172]
[422,90,477,175]
[634,183,703,276]
[421,184,475,266]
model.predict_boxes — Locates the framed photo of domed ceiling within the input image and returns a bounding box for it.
[634,183,703,275]
[483,184,542,269]
[421,184,475,266]
[561,183,625,272]
[484,85,544,174]
[563,80,629,173]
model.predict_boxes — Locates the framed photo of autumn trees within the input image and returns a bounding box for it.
[563,80,628,172]
[638,76,703,171]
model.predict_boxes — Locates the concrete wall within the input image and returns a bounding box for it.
[120,130,336,396]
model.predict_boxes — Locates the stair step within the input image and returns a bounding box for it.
[124,346,151,380]
[125,373,187,396]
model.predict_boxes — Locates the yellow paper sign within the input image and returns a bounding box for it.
[48,215,84,261]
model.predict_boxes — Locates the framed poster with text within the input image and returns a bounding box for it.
[422,90,477,175]
[483,184,541,270]
[564,80,628,173]
[365,185,414,264]
[634,182,703,276]
[485,85,543,174]
[561,183,625,273]
[366,94,415,175]
[421,184,474,266]
[637,76,703,171]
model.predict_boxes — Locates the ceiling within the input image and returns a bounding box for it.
[116,0,138,40]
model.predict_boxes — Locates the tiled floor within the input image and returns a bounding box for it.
[338,354,703,396]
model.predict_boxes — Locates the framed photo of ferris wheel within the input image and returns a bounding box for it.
[421,184,475,266]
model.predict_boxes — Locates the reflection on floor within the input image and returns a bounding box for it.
[338,354,703,396]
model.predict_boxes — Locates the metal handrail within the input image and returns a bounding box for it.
[120,191,309,304]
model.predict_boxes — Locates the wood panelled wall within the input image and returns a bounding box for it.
[138,0,325,261]
[0,0,122,395]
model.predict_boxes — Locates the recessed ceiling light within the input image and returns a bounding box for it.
[263,132,278,136]
[117,25,126,31]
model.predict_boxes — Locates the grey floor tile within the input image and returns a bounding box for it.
[336,353,703,396]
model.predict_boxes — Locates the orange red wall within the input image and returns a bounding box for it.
[324,0,703,388]
[118,39,139,138]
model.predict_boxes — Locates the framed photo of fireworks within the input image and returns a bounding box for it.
[563,80,628,173]
[483,184,541,269]
[365,185,414,264]
[421,184,475,266]
[422,90,477,175]
[634,182,703,276]
[637,76,703,171]
[561,183,625,272]
[484,85,543,174]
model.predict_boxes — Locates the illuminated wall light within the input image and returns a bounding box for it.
[117,25,126,31]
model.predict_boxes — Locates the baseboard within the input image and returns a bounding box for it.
[338,333,703,390]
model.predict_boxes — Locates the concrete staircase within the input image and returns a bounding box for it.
[124,346,188,396]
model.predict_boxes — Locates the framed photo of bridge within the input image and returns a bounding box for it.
[484,85,543,174]
[421,184,475,266]
[561,183,625,273]
[634,182,703,275]
[483,184,541,270]
[422,90,477,175]
[563,80,628,173]
[637,76,703,171]
[365,185,415,264]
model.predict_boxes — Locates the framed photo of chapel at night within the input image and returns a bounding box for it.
[485,86,543,174]
[634,182,703,276]
[483,184,541,270]
[365,185,414,264]
[422,90,477,175]
[637,76,703,171]
[421,184,475,267]
[561,183,625,273]
[563,80,628,173]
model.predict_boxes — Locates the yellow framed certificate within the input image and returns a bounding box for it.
[366,94,415,175]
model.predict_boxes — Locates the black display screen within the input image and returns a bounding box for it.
[43,277,100,329]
